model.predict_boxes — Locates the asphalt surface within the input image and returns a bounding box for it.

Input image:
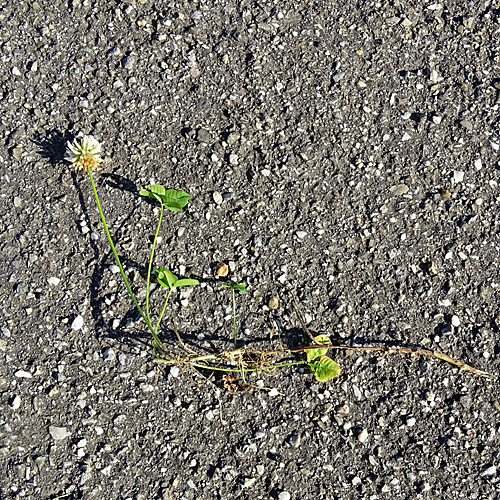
[0,1,499,499]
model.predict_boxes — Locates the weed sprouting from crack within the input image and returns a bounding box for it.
[71,135,495,389]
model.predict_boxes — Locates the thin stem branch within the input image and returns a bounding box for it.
[146,203,164,326]
[87,168,152,333]
[232,288,237,346]
[155,287,174,336]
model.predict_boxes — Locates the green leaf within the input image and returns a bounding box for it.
[231,282,246,293]
[155,267,177,288]
[155,268,198,289]
[306,334,331,362]
[309,356,341,382]
[174,278,200,288]
[220,281,246,293]
[140,185,191,211]
[162,189,192,211]
[139,186,163,203]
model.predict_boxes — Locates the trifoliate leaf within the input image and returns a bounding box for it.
[140,186,191,211]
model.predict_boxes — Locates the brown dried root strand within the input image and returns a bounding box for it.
[158,344,494,379]
[270,344,495,379]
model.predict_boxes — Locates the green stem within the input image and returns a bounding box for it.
[232,288,237,345]
[146,203,164,326]
[190,360,306,373]
[155,287,174,336]
[87,167,152,331]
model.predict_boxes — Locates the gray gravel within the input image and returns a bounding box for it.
[1,1,499,499]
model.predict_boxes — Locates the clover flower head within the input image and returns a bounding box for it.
[65,135,103,171]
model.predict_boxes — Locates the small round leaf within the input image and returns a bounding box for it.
[155,267,177,288]
[309,355,341,382]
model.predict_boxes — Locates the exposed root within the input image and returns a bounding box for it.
[157,343,495,380]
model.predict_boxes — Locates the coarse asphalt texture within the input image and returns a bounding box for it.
[1,1,499,499]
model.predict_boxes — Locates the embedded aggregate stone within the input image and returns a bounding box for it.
[49,426,71,441]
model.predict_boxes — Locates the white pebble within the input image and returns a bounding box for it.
[352,385,362,400]
[429,69,441,83]
[110,265,120,274]
[296,231,307,239]
[212,191,223,205]
[358,428,369,443]
[261,168,271,177]
[243,477,257,488]
[77,438,87,448]
[269,387,280,397]
[481,465,496,477]
[406,417,416,427]
[402,132,411,141]
[49,425,71,441]
[11,395,21,410]
[229,153,239,165]
[47,277,60,286]
[15,370,32,378]
[453,170,465,183]
[71,315,84,331]
[474,158,482,170]
[451,315,461,327]
[12,66,21,76]
[102,347,116,361]
[170,366,180,378]
[95,426,104,435]
[438,299,452,307]
[432,115,442,124]
[490,142,499,151]
[277,274,287,284]
[278,492,291,500]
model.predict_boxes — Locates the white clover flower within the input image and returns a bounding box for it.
[65,135,103,171]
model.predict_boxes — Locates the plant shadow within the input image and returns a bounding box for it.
[69,161,155,350]
[34,129,72,165]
